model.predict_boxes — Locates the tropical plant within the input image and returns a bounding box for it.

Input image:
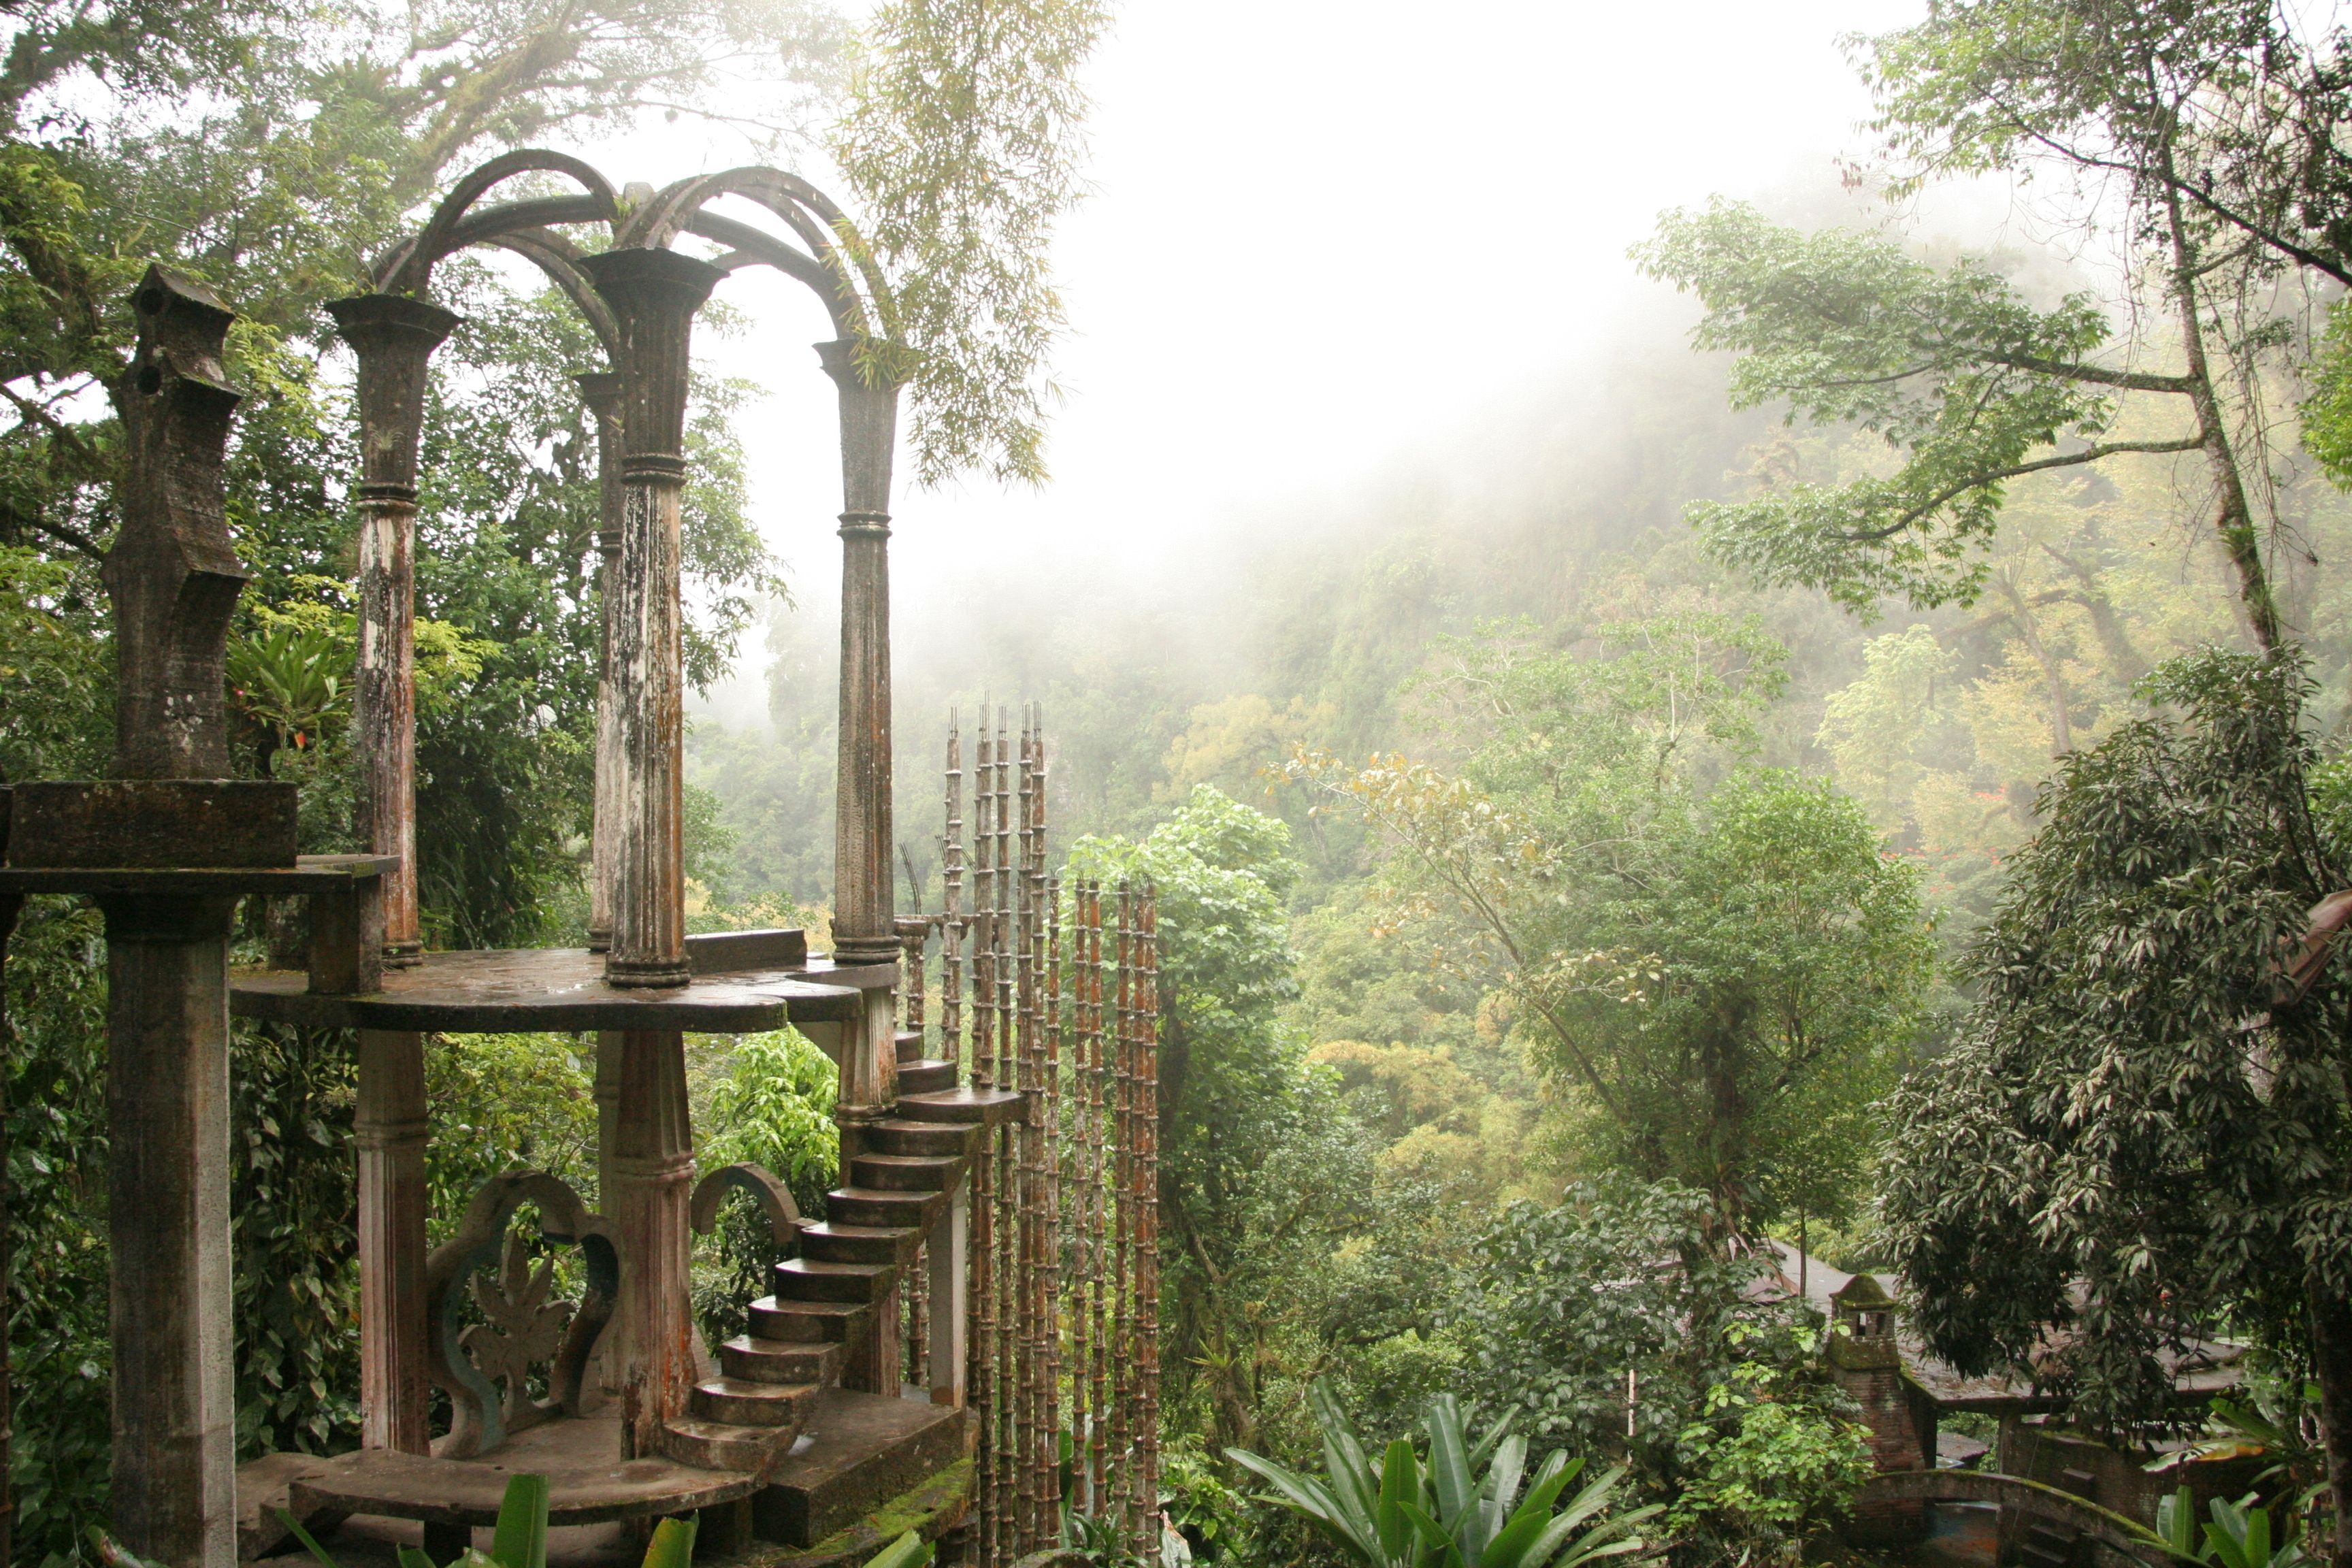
[1667,1324,1874,1561]
[1225,1382,1655,1568]
[2159,1486,2315,1568]
[276,1471,698,1568]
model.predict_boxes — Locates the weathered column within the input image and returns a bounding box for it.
[323,293,457,1462]
[321,293,461,966]
[576,248,719,1453]
[100,267,246,1568]
[578,370,625,956]
[577,248,720,990]
[580,372,627,1396]
[353,1030,429,1451]
[100,892,238,1566]
[606,1029,697,1457]
[817,340,906,970]
[927,1183,968,1407]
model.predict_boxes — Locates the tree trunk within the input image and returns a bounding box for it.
[1998,578,2074,755]
[2159,146,2283,653]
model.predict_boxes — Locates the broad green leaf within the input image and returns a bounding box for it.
[489,1473,550,1568]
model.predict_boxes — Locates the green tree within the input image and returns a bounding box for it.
[1631,0,2352,651]
[1877,651,2352,1568]
[1298,613,1933,1230]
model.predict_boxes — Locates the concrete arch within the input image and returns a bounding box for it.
[1859,1469,2173,1567]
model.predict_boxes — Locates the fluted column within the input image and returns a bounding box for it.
[819,339,906,970]
[322,293,461,966]
[578,248,721,990]
[576,372,628,1396]
[578,370,625,956]
[607,1029,697,1458]
[576,248,720,1453]
[324,293,457,1463]
[353,1029,427,1452]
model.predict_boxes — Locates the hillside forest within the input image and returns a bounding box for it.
[12,1,2352,1567]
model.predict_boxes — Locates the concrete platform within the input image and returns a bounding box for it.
[752,1392,968,1548]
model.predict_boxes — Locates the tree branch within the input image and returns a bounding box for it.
[1840,436,2204,543]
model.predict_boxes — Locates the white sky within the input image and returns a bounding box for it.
[570,0,1927,715]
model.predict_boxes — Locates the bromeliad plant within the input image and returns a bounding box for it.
[1226,1382,1657,1568]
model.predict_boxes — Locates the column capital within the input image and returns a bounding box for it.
[323,292,462,360]
[573,368,624,415]
[578,248,723,463]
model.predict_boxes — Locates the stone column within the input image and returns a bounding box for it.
[927,1183,968,1407]
[606,1029,698,1458]
[324,293,458,1461]
[353,1030,429,1451]
[578,370,625,956]
[100,267,246,1568]
[577,248,720,990]
[817,340,906,970]
[99,892,239,1568]
[321,293,461,966]
[577,248,720,1453]
[579,370,628,1397]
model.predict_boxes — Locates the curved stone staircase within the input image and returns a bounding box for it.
[659,1030,1020,1475]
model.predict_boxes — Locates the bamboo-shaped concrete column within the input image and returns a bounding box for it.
[578,246,720,1456]
[101,267,247,1568]
[321,293,460,1457]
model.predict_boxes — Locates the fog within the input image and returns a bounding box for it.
[555,0,1930,727]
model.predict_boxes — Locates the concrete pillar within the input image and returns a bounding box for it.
[98,892,239,1568]
[321,293,462,967]
[928,1183,968,1407]
[606,1028,697,1456]
[817,340,905,970]
[576,247,721,991]
[97,269,246,1568]
[323,291,459,1465]
[577,370,625,956]
[354,1030,429,1452]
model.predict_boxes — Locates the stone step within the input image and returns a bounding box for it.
[867,1119,977,1159]
[851,1153,963,1194]
[826,1185,946,1230]
[658,1416,794,1473]
[797,1220,921,1267]
[751,1389,970,1548]
[895,1029,924,1064]
[749,1294,870,1343]
[773,1256,899,1305]
[691,1376,823,1428]
[896,1059,958,1094]
[718,1334,843,1386]
[896,1087,1023,1126]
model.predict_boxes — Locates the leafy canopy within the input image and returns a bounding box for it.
[1634,201,2193,615]
[1880,651,2352,1435]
